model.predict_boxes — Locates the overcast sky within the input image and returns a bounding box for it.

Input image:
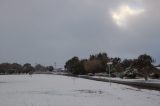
[0,0,160,67]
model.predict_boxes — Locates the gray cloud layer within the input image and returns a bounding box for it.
[0,0,160,67]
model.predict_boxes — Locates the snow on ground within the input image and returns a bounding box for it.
[0,74,160,106]
[92,76,160,84]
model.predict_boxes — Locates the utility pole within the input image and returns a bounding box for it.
[107,62,112,86]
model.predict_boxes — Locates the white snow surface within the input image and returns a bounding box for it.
[0,74,160,106]
[92,76,160,84]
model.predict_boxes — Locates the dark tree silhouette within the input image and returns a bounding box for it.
[133,54,155,80]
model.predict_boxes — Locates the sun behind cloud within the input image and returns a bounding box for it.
[111,4,144,27]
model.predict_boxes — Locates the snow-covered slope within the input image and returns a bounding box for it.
[0,74,160,106]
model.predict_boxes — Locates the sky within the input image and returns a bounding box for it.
[0,0,160,67]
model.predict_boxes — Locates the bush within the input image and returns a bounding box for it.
[111,73,116,77]
[122,69,137,79]
[125,73,136,79]
[119,74,124,79]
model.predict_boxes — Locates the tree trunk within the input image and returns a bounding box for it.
[144,75,148,81]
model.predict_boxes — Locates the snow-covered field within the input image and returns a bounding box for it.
[0,74,160,106]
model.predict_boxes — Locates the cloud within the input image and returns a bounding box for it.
[111,4,144,27]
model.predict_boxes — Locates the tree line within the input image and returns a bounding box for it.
[0,63,54,75]
[65,53,160,80]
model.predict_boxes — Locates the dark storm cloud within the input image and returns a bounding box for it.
[0,0,160,67]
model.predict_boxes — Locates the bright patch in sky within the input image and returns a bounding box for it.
[111,4,144,27]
